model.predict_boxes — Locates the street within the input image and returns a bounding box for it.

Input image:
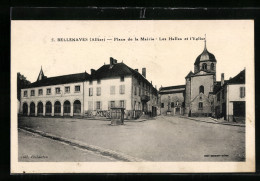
[18,116,245,162]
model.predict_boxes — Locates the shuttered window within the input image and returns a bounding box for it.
[110,86,115,95]
[240,87,245,98]
[119,85,125,94]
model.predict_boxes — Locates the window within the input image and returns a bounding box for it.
[120,76,124,82]
[97,87,101,96]
[110,86,115,95]
[75,85,80,92]
[134,86,137,95]
[97,79,101,84]
[110,101,115,108]
[47,88,51,95]
[96,101,101,110]
[24,90,28,97]
[120,100,125,108]
[199,102,203,110]
[65,86,70,93]
[38,89,43,96]
[89,87,93,96]
[222,89,225,99]
[120,85,125,94]
[31,90,35,96]
[55,87,61,94]
[199,85,204,94]
[240,87,245,98]
[89,80,93,85]
[161,103,164,108]
[202,63,207,70]
[211,63,214,70]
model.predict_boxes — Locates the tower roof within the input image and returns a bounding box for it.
[194,38,217,65]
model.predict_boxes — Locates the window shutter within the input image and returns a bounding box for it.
[108,101,110,110]
[124,100,126,109]
[94,101,97,110]
[100,101,102,110]
[240,87,242,98]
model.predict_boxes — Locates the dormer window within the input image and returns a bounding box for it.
[97,79,101,84]
[120,76,124,82]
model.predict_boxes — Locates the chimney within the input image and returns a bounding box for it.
[91,69,95,75]
[142,68,146,78]
[110,57,117,66]
[110,57,114,66]
[134,69,138,72]
[221,73,224,86]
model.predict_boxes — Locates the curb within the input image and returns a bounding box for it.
[19,126,146,162]
[180,116,245,127]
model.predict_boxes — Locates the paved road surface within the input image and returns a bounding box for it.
[18,116,245,162]
[18,129,112,162]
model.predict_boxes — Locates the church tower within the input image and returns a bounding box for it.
[184,37,217,117]
[193,36,217,82]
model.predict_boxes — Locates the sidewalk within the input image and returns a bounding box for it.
[181,116,245,127]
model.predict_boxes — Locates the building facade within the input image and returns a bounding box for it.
[158,85,185,116]
[20,57,158,119]
[212,69,245,122]
[158,40,246,121]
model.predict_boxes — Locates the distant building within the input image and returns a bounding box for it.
[20,57,158,119]
[212,69,245,122]
[158,39,246,122]
[159,85,185,115]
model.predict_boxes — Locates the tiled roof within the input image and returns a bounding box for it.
[159,85,185,91]
[91,62,158,94]
[25,72,90,88]
[185,71,194,78]
[227,69,245,85]
[213,69,245,94]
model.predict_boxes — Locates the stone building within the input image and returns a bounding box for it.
[158,85,185,115]
[158,40,246,121]
[20,57,158,119]
[184,41,216,117]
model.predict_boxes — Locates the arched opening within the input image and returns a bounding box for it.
[46,101,52,115]
[23,103,28,115]
[199,85,204,94]
[37,102,43,116]
[202,63,207,70]
[73,100,81,115]
[30,102,35,116]
[64,100,71,116]
[54,101,61,116]
[211,63,214,71]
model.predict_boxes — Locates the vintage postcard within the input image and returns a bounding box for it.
[11,20,255,173]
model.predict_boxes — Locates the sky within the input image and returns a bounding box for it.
[11,20,253,89]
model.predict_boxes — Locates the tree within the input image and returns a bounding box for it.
[17,73,31,101]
